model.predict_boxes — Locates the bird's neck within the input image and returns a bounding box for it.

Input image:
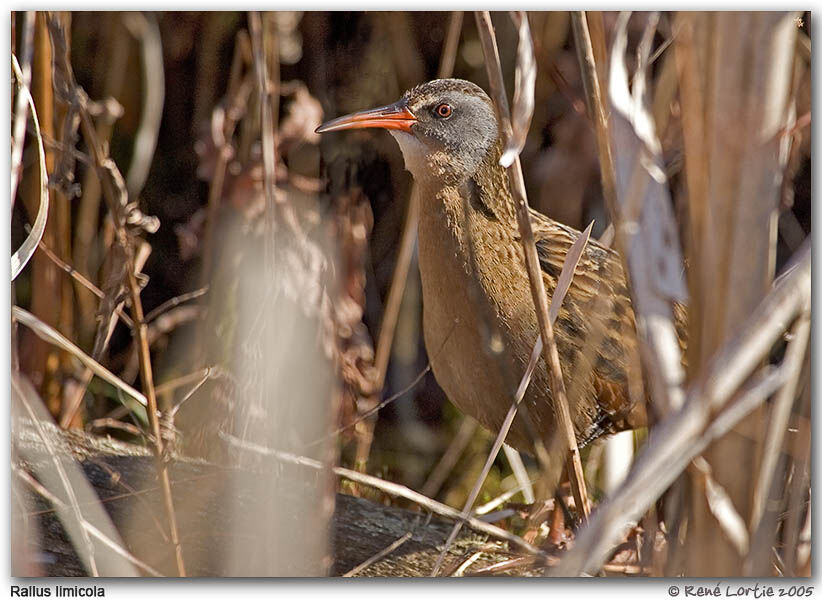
[418,139,518,230]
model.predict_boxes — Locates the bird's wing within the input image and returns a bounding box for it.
[529,210,690,433]
[530,211,644,431]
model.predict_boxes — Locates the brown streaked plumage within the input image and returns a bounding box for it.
[317,79,684,456]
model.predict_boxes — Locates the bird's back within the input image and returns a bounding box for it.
[416,147,684,454]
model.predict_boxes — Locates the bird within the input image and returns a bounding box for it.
[317,78,670,458]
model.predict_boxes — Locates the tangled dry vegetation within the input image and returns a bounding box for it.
[11,11,811,577]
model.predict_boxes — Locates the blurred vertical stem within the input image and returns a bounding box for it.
[122,12,164,201]
[355,11,463,473]
[475,10,589,519]
[199,31,251,288]
[674,12,798,576]
[585,12,609,98]
[248,11,279,272]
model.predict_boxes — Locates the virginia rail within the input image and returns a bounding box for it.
[317,78,655,456]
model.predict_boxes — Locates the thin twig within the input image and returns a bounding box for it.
[318,364,431,448]
[343,530,415,577]
[169,366,214,416]
[155,366,222,397]
[86,417,147,439]
[421,416,477,499]
[475,480,536,516]
[32,234,132,328]
[34,235,133,327]
[144,287,208,324]
[749,309,810,532]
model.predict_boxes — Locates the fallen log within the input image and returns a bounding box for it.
[13,421,524,577]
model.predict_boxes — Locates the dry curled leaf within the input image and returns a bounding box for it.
[500,11,536,168]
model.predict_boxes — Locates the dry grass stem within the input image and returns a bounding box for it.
[571,11,617,217]
[503,444,535,504]
[421,416,477,499]
[342,530,415,577]
[13,306,148,409]
[500,11,536,168]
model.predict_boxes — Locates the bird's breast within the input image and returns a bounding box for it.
[416,187,542,443]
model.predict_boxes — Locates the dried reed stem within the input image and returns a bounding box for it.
[570,12,618,243]
[11,54,49,281]
[475,9,590,517]
[121,12,164,200]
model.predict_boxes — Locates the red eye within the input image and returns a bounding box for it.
[435,103,453,118]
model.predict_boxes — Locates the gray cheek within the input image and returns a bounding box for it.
[459,119,498,175]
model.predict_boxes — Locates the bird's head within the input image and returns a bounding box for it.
[316,79,499,184]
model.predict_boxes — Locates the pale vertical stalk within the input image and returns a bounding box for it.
[677,11,798,576]
[248,11,279,273]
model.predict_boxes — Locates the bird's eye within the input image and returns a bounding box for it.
[434,103,453,118]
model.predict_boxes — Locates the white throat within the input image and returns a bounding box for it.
[388,131,430,182]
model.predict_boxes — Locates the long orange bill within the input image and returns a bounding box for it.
[315,100,416,134]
